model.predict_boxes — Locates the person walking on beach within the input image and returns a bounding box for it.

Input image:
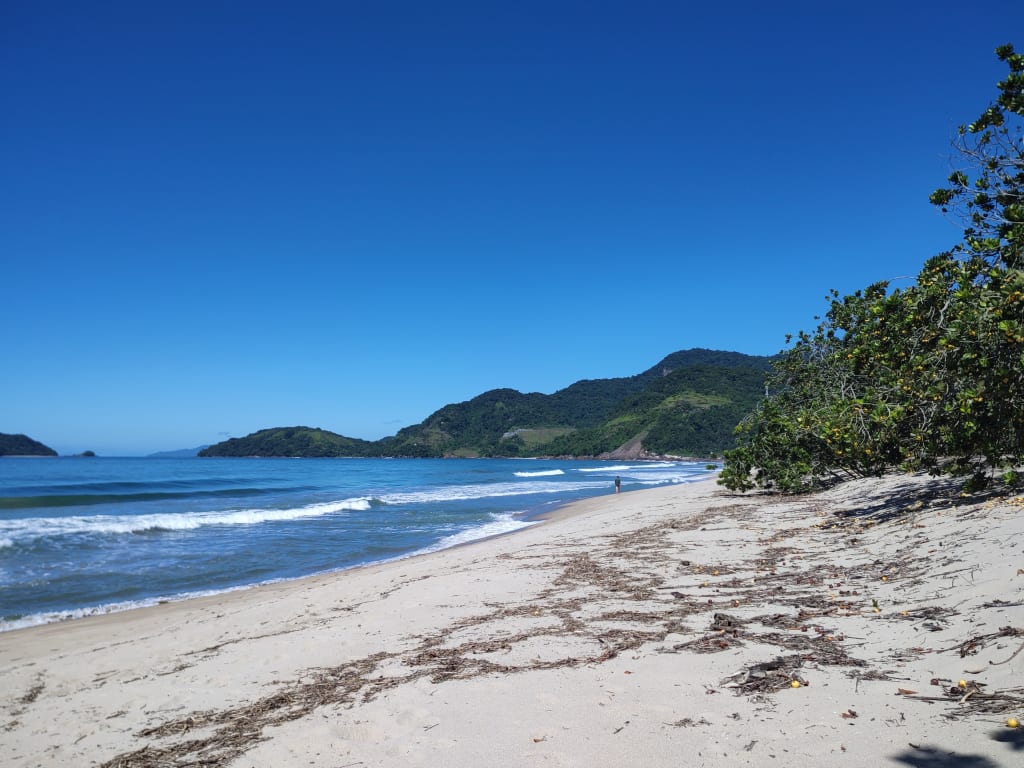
[614,476,621,494]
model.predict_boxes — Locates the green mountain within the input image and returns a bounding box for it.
[539,363,770,458]
[198,427,377,458]
[200,349,771,459]
[383,348,771,458]
[0,433,58,457]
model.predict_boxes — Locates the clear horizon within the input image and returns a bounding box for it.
[3,1,1021,455]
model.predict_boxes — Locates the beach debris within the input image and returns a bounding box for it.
[721,655,808,694]
[669,717,711,727]
[890,681,1024,719]
[953,626,1024,657]
[673,633,742,653]
[709,612,743,632]
[89,483,1021,768]
[988,639,1024,666]
[1008,718,1020,728]
[14,676,45,708]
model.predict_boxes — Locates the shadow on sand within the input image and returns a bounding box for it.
[892,728,1023,767]
[891,745,998,767]
[988,725,1024,753]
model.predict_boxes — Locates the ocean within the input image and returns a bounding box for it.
[0,457,716,631]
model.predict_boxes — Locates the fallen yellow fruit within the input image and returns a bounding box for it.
[1008,718,1019,728]
[958,680,967,688]
[790,680,801,688]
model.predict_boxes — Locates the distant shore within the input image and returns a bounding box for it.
[2,474,1021,767]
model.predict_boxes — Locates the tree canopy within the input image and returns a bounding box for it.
[720,44,1024,493]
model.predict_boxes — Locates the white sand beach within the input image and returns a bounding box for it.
[2,474,1022,767]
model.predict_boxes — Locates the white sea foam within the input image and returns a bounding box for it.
[0,538,12,549]
[578,462,685,474]
[633,475,705,486]
[513,469,565,477]
[410,513,538,556]
[0,583,258,633]
[0,497,372,543]
[0,513,539,633]
[375,480,607,506]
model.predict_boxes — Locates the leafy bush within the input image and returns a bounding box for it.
[721,45,1024,492]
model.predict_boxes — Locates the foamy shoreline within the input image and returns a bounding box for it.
[0,472,677,634]
[2,475,1022,766]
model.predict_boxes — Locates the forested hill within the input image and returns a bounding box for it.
[380,348,770,458]
[0,433,58,457]
[200,349,771,459]
[199,427,377,458]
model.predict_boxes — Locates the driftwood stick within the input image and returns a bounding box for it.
[988,639,1024,667]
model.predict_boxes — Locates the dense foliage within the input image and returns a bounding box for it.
[720,45,1024,493]
[198,427,379,458]
[380,388,563,457]
[541,364,769,458]
[383,349,770,458]
[0,433,57,456]
[201,349,771,459]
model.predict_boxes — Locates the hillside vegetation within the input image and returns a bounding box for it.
[199,427,377,458]
[201,348,771,459]
[0,433,57,457]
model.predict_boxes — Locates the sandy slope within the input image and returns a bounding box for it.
[1,474,1022,767]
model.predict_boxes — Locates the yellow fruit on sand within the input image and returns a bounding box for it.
[958,680,967,688]
[790,680,801,688]
[1007,718,1019,728]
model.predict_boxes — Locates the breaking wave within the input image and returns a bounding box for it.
[0,497,372,544]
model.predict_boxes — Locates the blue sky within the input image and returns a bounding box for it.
[2,1,1021,455]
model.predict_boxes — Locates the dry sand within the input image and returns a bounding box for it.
[2,473,1023,767]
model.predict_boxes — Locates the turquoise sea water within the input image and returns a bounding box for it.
[0,457,716,630]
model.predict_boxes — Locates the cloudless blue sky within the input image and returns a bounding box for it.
[3,1,1021,455]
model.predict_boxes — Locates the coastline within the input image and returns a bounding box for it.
[0,471,696,634]
[1,456,708,632]
[2,474,1022,766]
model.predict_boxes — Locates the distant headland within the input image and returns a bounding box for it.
[0,433,58,457]
[199,348,772,460]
